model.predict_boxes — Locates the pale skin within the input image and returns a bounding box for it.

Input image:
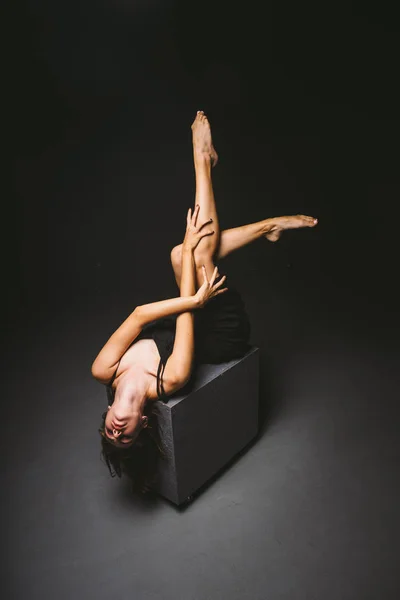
[91,111,318,447]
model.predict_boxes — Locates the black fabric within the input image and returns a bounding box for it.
[136,286,251,401]
[194,286,252,364]
[106,286,251,404]
[135,318,177,403]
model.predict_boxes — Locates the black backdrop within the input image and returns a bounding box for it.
[9,1,399,325]
[5,2,400,598]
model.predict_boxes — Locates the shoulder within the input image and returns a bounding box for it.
[146,360,187,401]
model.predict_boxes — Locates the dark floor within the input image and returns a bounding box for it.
[5,2,400,599]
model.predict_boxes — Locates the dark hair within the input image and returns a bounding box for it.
[98,403,166,495]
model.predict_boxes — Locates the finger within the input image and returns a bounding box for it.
[187,207,192,226]
[214,287,229,296]
[197,217,213,231]
[209,265,220,286]
[192,204,200,227]
[213,274,227,288]
[200,229,215,239]
[201,264,209,284]
[210,265,220,286]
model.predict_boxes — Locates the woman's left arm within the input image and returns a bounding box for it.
[163,246,197,389]
[162,206,219,393]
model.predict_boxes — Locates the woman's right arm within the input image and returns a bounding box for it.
[91,206,223,385]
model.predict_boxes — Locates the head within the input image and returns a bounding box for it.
[103,377,150,448]
[102,403,149,448]
[99,403,166,494]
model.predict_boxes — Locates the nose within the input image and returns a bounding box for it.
[112,429,122,437]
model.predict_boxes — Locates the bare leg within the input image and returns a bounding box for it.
[220,213,318,249]
[171,112,318,288]
[171,214,318,287]
[190,111,221,287]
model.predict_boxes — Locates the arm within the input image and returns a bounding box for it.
[162,245,198,391]
[92,206,224,387]
[91,294,199,384]
[162,205,221,393]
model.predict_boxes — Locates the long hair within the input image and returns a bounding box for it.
[99,402,166,495]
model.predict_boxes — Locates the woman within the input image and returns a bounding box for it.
[91,111,318,492]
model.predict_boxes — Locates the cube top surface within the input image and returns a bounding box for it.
[164,346,259,408]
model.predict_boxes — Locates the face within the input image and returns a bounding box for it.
[104,405,148,448]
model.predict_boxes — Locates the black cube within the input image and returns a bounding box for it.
[150,346,260,505]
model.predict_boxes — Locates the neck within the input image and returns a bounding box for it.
[115,370,149,415]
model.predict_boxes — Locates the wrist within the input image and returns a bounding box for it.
[191,294,201,309]
[182,245,194,256]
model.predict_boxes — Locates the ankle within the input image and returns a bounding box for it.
[194,150,212,168]
[261,218,278,235]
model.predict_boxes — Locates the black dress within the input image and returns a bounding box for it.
[107,286,251,404]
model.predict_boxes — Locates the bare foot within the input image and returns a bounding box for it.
[191,110,219,167]
[265,215,318,242]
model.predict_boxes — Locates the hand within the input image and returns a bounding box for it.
[182,205,215,252]
[195,265,228,308]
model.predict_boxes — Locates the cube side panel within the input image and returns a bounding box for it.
[173,349,259,503]
[149,403,179,504]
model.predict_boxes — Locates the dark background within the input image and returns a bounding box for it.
[5,1,400,599]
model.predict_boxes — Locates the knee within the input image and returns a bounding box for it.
[193,243,216,266]
[171,242,214,271]
[170,244,182,269]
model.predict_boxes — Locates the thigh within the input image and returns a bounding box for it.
[194,254,220,291]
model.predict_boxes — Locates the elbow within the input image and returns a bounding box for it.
[133,305,145,327]
[91,360,109,384]
[169,373,190,394]
[173,367,192,388]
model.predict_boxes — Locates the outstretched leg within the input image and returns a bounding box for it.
[189,111,221,287]
[171,110,318,288]
[171,214,318,287]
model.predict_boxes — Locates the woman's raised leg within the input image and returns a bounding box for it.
[170,111,318,288]
[189,111,221,287]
